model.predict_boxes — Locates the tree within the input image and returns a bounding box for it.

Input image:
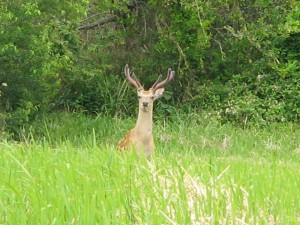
[1,0,299,137]
[0,0,88,136]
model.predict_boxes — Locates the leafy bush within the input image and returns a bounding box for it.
[0,0,299,138]
[0,0,88,135]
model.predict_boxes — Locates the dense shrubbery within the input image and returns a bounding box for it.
[0,0,299,136]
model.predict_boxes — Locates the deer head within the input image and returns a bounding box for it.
[124,64,174,112]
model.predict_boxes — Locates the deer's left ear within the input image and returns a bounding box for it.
[153,88,165,100]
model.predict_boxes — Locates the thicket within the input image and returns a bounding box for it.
[0,0,299,137]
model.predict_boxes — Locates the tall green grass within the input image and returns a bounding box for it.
[1,113,300,224]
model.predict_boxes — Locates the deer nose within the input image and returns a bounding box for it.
[143,102,148,107]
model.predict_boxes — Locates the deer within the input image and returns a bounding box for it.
[118,64,175,158]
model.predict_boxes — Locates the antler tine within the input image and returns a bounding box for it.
[132,72,143,90]
[124,64,144,90]
[151,74,162,89]
[151,68,175,91]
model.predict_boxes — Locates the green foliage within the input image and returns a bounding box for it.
[0,0,88,136]
[1,0,300,137]
[216,1,300,125]
[112,0,299,125]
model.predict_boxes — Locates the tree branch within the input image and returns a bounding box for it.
[78,15,117,31]
[78,1,147,31]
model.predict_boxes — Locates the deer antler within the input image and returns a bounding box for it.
[124,64,144,90]
[150,68,175,92]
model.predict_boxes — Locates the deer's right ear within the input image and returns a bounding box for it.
[153,88,165,100]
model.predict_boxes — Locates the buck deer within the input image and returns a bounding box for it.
[118,64,175,158]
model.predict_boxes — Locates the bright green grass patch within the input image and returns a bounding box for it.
[1,113,300,224]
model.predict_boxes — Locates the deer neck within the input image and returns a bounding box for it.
[134,107,153,136]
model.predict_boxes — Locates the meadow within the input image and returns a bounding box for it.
[1,113,300,224]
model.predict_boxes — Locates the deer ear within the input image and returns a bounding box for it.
[153,88,165,100]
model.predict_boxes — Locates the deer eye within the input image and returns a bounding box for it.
[150,96,154,99]
[138,96,142,99]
